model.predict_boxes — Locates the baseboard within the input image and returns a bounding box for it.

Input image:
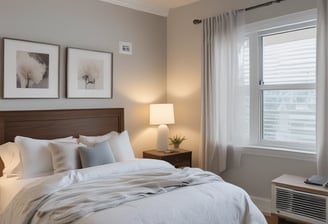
[251,195,271,213]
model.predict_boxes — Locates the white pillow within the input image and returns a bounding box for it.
[15,136,77,178]
[109,131,135,162]
[49,142,82,173]
[0,142,22,178]
[78,130,135,162]
[79,131,118,146]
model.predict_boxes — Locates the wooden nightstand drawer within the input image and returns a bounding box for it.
[143,149,192,168]
[162,153,190,167]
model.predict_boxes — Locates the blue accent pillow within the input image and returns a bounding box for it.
[78,141,116,168]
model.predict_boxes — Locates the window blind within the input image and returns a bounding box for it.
[261,27,316,148]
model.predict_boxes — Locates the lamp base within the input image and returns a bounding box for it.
[157,124,169,151]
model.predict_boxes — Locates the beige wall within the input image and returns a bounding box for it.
[0,0,167,157]
[167,0,317,199]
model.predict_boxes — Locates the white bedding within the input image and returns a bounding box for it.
[0,159,267,224]
[0,176,44,213]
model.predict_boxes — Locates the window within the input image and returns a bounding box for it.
[246,10,317,152]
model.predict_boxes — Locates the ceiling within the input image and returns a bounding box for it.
[99,0,200,17]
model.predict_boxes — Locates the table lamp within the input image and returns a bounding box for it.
[149,104,175,151]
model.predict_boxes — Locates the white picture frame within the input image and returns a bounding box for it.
[3,38,60,98]
[66,48,113,98]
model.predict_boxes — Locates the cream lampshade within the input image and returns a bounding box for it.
[149,104,175,151]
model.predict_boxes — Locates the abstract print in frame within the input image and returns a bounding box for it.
[3,38,59,98]
[66,48,113,98]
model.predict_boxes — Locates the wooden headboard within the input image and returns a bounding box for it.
[0,108,124,175]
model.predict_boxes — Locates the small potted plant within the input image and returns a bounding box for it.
[169,134,186,151]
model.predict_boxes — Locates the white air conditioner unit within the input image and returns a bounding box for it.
[272,186,328,224]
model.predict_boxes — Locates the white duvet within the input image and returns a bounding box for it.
[0,159,267,224]
[0,176,44,213]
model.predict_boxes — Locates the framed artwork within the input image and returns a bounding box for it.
[3,38,60,98]
[66,47,113,98]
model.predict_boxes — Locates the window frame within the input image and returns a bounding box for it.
[246,9,317,153]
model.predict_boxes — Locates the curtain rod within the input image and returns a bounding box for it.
[193,0,286,25]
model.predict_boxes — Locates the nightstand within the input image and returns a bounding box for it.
[143,149,192,168]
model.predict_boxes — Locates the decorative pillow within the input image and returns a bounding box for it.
[79,130,135,162]
[109,130,135,162]
[49,142,82,173]
[78,141,116,168]
[78,131,118,146]
[0,142,22,178]
[15,136,77,178]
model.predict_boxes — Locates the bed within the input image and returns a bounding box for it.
[0,108,267,224]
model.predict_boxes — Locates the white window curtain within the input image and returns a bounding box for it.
[317,0,328,177]
[201,10,248,174]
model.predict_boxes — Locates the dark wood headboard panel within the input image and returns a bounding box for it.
[0,108,124,175]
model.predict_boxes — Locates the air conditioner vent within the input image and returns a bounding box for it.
[276,187,327,223]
